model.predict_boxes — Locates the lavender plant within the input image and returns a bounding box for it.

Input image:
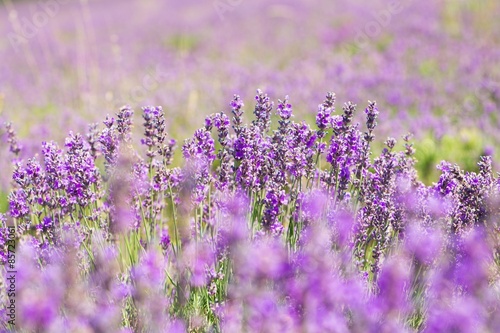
[1,0,500,191]
[1,91,500,332]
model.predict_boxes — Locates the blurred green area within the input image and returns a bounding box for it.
[0,193,7,213]
[413,128,489,184]
[164,34,200,55]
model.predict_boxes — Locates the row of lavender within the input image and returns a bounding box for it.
[1,90,499,332]
[1,1,500,191]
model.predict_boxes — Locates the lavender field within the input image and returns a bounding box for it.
[1,0,500,332]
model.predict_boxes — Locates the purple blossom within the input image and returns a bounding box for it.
[230,94,245,136]
[116,105,134,142]
[86,123,100,159]
[160,228,171,251]
[9,188,30,218]
[316,92,336,138]
[4,122,22,156]
[99,116,119,169]
[262,186,287,234]
[3,91,500,332]
[252,89,273,133]
[364,100,379,139]
[182,128,216,162]
[63,132,101,206]
[141,106,167,158]
[276,96,293,120]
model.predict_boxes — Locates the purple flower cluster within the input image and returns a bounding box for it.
[141,106,167,159]
[1,0,499,195]
[2,92,500,332]
[315,92,336,139]
[4,122,21,156]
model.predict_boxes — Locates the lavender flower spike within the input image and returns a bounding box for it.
[4,122,22,156]
[253,89,273,133]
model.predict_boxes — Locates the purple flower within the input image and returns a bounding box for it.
[4,122,22,156]
[316,92,336,138]
[252,89,273,133]
[160,228,171,251]
[182,128,215,162]
[9,188,30,218]
[364,100,379,135]
[315,105,331,133]
[62,132,101,206]
[141,106,166,158]
[86,123,100,159]
[375,255,411,315]
[262,186,287,234]
[276,96,293,120]
[287,122,317,178]
[36,216,54,233]
[404,223,442,264]
[99,116,119,169]
[116,105,134,142]
[230,94,245,136]
[41,141,64,190]
[213,112,230,146]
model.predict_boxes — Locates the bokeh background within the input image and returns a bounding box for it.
[0,0,499,190]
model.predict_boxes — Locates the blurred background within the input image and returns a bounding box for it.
[0,0,499,190]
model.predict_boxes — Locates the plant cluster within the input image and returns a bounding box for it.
[1,91,500,332]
